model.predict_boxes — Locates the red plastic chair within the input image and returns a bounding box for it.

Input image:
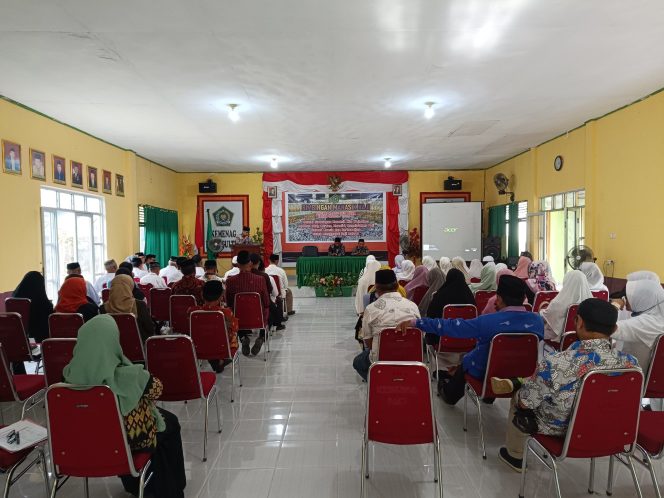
[0,312,37,367]
[48,313,84,339]
[431,305,479,373]
[362,362,442,498]
[563,304,579,333]
[523,303,533,312]
[46,384,153,498]
[533,290,559,312]
[162,276,168,285]
[101,288,110,303]
[145,335,221,462]
[560,331,580,352]
[169,295,196,334]
[149,287,172,322]
[545,304,580,350]
[520,369,644,498]
[138,284,153,307]
[109,313,145,363]
[41,338,76,387]
[233,292,269,361]
[4,297,31,335]
[474,291,496,314]
[464,333,540,459]
[591,290,609,301]
[377,328,423,362]
[0,343,45,419]
[190,310,241,402]
[470,277,481,283]
[410,286,429,305]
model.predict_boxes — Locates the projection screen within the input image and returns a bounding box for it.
[421,202,482,261]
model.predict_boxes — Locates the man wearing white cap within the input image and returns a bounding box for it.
[482,255,494,264]
[223,255,240,281]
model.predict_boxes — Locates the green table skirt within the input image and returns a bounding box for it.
[296,256,367,287]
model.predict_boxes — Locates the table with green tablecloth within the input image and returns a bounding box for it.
[296,256,367,287]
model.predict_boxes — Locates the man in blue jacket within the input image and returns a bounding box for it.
[398,275,543,404]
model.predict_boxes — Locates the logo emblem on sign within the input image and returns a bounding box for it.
[213,206,234,226]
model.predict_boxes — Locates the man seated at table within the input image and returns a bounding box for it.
[235,226,254,245]
[328,237,345,256]
[397,275,544,404]
[497,298,639,472]
[351,239,369,256]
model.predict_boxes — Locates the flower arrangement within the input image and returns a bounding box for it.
[407,227,421,259]
[180,234,194,258]
[305,272,357,296]
[252,226,264,245]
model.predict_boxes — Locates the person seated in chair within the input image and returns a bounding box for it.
[172,259,205,305]
[496,298,639,472]
[351,239,370,256]
[328,237,345,256]
[397,275,544,405]
[200,259,224,282]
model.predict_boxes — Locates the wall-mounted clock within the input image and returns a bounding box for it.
[554,155,564,171]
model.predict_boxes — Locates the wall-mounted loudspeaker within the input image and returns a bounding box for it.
[443,176,462,190]
[483,236,501,260]
[199,179,217,193]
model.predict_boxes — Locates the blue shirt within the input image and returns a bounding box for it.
[415,306,544,378]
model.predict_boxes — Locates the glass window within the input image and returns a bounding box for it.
[58,191,72,210]
[73,194,86,212]
[576,190,585,206]
[41,189,57,208]
[565,192,575,208]
[553,194,564,210]
[542,196,552,211]
[87,197,101,213]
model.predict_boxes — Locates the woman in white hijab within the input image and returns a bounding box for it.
[468,259,483,280]
[579,262,608,292]
[422,256,437,272]
[540,270,592,341]
[626,271,660,284]
[358,255,377,278]
[438,257,453,276]
[495,263,507,273]
[354,259,382,314]
[451,257,470,283]
[469,263,497,293]
[399,260,416,282]
[392,254,405,274]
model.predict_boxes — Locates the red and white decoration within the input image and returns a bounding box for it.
[262,171,409,266]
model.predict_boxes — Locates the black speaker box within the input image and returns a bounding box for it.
[483,236,501,260]
[443,178,462,190]
[199,181,217,193]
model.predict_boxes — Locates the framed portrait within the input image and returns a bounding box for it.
[87,166,98,191]
[29,149,46,181]
[71,160,83,188]
[52,155,66,184]
[115,174,125,197]
[102,169,112,194]
[267,186,278,199]
[2,140,21,175]
[392,184,402,197]
[196,195,249,258]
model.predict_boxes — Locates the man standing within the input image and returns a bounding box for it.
[172,259,205,305]
[192,254,205,278]
[131,257,148,279]
[353,269,421,381]
[351,239,369,256]
[328,237,345,256]
[66,262,100,304]
[235,226,253,245]
[94,259,117,294]
[266,253,295,316]
[140,262,167,289]
[225,251,270,356]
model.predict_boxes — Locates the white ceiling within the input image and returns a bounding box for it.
[2,0,664,172]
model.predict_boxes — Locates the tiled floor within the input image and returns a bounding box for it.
[3,296,660,497]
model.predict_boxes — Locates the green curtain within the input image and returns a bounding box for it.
[507,202,519,258]
[488,205,507,257]
[144,205,179,266]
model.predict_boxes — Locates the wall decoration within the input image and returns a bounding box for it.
[87,166,98,191]
[328,175,343,192]
[115,174,125,197]
[52,155,66,184]
[102,169,112,194]
[195,195,249,258]
[71,161,83,188]
[267,185,278,199]
[392,184,402,196]
[30,149,46,181]
[2,140,21,175]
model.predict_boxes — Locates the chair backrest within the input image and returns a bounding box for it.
[169,294,196,334]
[133,277,141,283]
[591,290,609,301]
[302,245,319,257]
[481,333,540,397]
[5,297,31,333]
[48,313,85,339]
[145,335,203,401]
[474,291,496,313]
[560,368,643,458]
[377,328,423,362]
[41,338,77,386]
[411,286,428,305]
[138,284,153,307]
[533,291,559,312]
[101,288,110,303]
[442,304,478,320]
[470,277,481,284]
[560,331,579,351]
[109,313,145,362]
[644,334,664,399]
[46,384,140,477]
[398,280,408,288]
[0,343,20,402]
[270,275,282,295]
[523,303,533,312]
[562,304,579,334]
[0,312,33,363]
[233,292,266,330]
[149,287,172,321]
[366,362,435,445]
[190,311,232,360]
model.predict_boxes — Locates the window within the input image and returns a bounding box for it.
[505,201,528,256]
[41,187,106,300]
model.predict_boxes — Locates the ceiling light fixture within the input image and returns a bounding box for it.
[384,157,392,168]
[227,103,240,122]
[424,102,435,119]
[270,157,279,169]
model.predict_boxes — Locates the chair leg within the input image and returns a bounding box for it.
[607,455,615,496]
[3,460,18,498]
[137,460,151,498]
[360,437,368,498]
[203,396,210,462]
[519,439,530,498]
[588,457,596,493]
[215,390,222,433]
[550,458,562,498]
[40,448,50,498]
[237,353,242,387]
[84,477,89,498]
[50,478,58,498]
[642,450,663,498]
[475,396,487,460]
[625,454,644,498]
[463,386,468,431]
[435,433,444,498]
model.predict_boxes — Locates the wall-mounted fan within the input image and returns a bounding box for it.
[493,173,515,202]
[566,245,595,270]
[206,237,224,255]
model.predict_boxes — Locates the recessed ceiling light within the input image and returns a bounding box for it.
[424,102,435,119]
[227,104,240,122]
[270,157,279,169]
[384,157,392,168]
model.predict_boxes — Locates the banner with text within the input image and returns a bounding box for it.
[286,192,385,243]
[202,199,246,255]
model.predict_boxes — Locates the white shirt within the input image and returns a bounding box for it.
[360,292,421,362]
[85,280,100,305]
[223,267,240,282]
[159,264,183,284]
[266,264,288,298]
[195,267,205,278]
[94,272,115,294]
[133,268,148,279]
[140,272,167,289]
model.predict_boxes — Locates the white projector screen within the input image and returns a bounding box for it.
[421,202,482,261]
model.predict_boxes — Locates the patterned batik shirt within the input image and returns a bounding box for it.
[517,339,639,436]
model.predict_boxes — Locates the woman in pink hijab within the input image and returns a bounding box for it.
[514,255,532,279]
[405,265,429,300]
[481,267,518,315]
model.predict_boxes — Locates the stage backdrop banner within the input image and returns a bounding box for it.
[286,192,385,243]
[195,195,249,258]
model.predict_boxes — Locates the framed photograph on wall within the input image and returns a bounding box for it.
[71,161,83,188]
[30,149,46,181]
[392,184,402,197]
[2,140,22,175]
[87,166,98,191]
[267,186,278,199]
[115,174,125,197]
[196,195,250,258]
[52,155,66,184]
[102,169,112,194]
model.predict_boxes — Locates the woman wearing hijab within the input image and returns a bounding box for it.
[399,260,416,282]
[55,277,98,322]
[100,274,155,342]
[358,255,377,278]
[418,267,445,316]
[526,261,557,293]
[12,271,53,343]
[421,256,437,272]
[405,265,429,300]
[468,259,483,281]
[481,268,516,315]
[579,262,609,292]
[540,270,592,341]
[438,257,453,276]
[63,315,186,497]
[514,255,532,278]
[355,260,382,314]
[451,257,470,283]
[392,254,405,274]
[469,263,497,293]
